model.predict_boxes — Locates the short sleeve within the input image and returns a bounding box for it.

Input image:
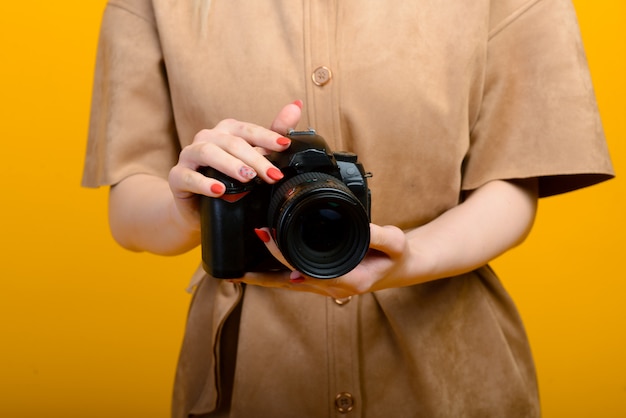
[464,0,614,197]
[81,0,180,188]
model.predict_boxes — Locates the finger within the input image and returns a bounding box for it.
[253,227,294,271]
[291,275,357,299]
[368,224,406,256]
[168,164,226,199]
[242,271,332,296]
[181,136,284,184]
[241,268,344,297]
[242,270,291,289]
[240,264,355,298]
[270,101,303,135]
[209,132,288,183]
[211,119,293,153]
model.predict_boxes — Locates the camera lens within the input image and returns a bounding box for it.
[268,173,370,279]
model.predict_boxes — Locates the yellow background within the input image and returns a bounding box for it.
[0,1,624,417]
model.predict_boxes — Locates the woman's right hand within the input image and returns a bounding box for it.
[108,102,302,255]
[167,102,302,231]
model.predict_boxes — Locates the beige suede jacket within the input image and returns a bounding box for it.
[83,1,613,417]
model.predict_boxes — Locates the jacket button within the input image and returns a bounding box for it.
[334,296,352,306]
[335,392,355,413]
[312,66,332,86]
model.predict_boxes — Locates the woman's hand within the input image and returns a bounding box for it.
[108,102,302,255]
[168,102,302,231]
[243,224,415,299]
[240,178,538,297]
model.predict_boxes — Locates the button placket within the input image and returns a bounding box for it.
[327,293,361,417]
[303,0,343,150]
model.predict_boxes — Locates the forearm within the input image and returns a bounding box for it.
[405,179,538,282]
[108,174,201,255]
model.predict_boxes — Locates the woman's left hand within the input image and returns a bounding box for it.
[241,224,419,299]
[238,179,539,298]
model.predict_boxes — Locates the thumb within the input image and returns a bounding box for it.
[368,224,406,256]
[270,100,303,134]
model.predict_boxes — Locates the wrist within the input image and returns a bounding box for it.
[404,230,441,284]
[169,199,201,237]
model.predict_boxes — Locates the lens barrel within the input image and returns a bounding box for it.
[268,172,370,279]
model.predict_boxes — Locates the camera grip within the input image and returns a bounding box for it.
[200,194,247,278]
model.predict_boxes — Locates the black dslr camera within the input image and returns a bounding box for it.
[200,129,372,279]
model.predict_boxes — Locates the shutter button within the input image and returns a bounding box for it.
[335,392,355,413]
[312,66,332,86]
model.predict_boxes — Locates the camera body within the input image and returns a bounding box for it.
[200,129,371,279]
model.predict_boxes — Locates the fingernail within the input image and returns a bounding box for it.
[293,100,303,109]
[254,228,271,243]
[239,165,257,179]
[276,136,291,146]
[289,271,305,283]
[266,167,284,181]
[211,183,225,194]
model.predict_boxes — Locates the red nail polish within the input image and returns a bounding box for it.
[267,167,284,181]
[289,271,305,283]
[254,228,271,243]
[276,136,291,146]
[211,183,225,194]
[293,100,303,109]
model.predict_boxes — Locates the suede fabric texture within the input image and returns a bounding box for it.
[83,0,614,417]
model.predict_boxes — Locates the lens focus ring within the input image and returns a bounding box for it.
[269,173,349,218]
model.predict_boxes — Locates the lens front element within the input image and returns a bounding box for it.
[269,173,370,279]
